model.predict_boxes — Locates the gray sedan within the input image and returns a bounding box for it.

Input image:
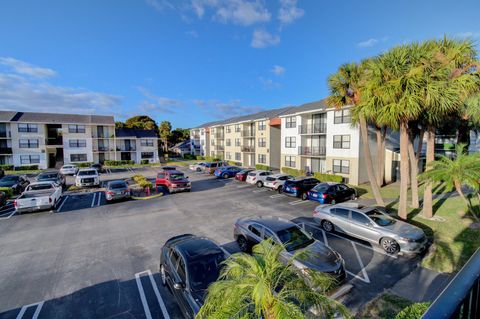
[105,180,131,202]
[233,216,346,283]
[313,203,427,254]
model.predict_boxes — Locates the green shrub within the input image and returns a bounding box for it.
[395,302,431,319]
[76,162,93,168]
[255,164,270,171]
[313,172,343,183]
[0,164,14,170]
[228,161,241,166]
[205,156,221,162]
[132,174,147,183]
[183,154,196,160]
[281,167,305,177]
[138,179,153,189]
[140,159,149,165]
[67,185,82,192]
[196,156,205,160]
[104,160,135,166]
[15,165,39,171]
[0,187,13,198]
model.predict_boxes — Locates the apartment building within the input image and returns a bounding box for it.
[190,121,219,157]
[0,111,159,169]
[115,128,160,164]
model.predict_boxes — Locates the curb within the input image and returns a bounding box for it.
[131,193,164,200]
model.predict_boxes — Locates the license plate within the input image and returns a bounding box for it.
[286,187,290,191]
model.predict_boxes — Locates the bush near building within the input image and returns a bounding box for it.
[183,154,196,160]
[14,165,39,171]
[313,172,343,183]
[140,159,149,165]
[0,165,14,170]
[76,162,93,168]
[104,160,135,166]
[205,156,221,162]
[0,187,14,198]
[255,164,270,171]
[196,156,205,160]
[281,167,305,177]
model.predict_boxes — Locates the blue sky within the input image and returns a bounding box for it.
[0,0,479,129]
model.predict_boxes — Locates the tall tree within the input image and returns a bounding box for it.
[115,121,125,129]
[197,240,349,319]
[125,115,158,131]
[327,62,385,207]
[169,128,190,146]
[158,121,172,152]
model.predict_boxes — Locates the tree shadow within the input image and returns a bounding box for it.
[352,186,368,197]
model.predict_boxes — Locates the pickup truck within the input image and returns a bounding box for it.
[156,170,191,193]
[75,168,100,187]
[14,181,63,213]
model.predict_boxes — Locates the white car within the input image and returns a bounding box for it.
[189,162,207,172]
[14,181,63,213]
[60,164,78,175]
[75,168,100,187]
[264,174,294,193]
[245,170,273,187]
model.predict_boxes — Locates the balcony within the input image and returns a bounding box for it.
[194,145,201,150]
[241,145,255,153]
[193,134,200,139]
[214,133,224,139]
[215,145,225,151]
[117,146,136,152]
[45,137,63,146]
[96,146,112,152]
[298,146,326,156]
[241,130,255,138]
[299,123,327,135]
[0,147,12,154]
[0,131,10,138]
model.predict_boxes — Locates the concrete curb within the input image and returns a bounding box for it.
[131,193,164,200]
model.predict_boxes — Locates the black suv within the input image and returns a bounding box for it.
[160,234,227,319]
[282,177,320,200]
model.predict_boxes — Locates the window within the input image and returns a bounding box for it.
[18,123,38,133]
[235,124,241,132]
[176,256,187,283]
[226,152,231,160]
[285,116,296,128]
[258,121,266,131]
[334,109,351,124]
[285,137,296,148]
[235,138,241,147]
[226,139,231,146]
[68,124,86,133]
[226,126,231,133]
[70,154,87,162]
[258,154,266,164]
[235,152,241,161]
[285,156,296,168]
[20,155,40,164]
[333,159,350,174]
[69,139,86,148]
[258,138,266,147]
[141,152,154,159]
[201,130,204,135]
[140,139,154,147]
[211,140,214,146]
[19,139,39,148]
[332,208,350,219]
[351,211,370,225]
[248,224,262,237]
[333,135,351,149]
[263,228,275,240]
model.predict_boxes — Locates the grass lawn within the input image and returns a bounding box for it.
[164,159,201,167]
[354,181,451,200]
[6,170,42,175]
[104,163,162,169]
[355,293,413,319]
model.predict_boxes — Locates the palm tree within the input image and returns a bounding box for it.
[197,240,349,319]
[419,144,480,221]
[327,62,385,207]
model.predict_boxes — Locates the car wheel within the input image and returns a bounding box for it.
[381,237,400,254]
[322,220,334,232]
[331,199,336,205]
[256,181,263,188]
[223,173,229,179]
[350,193,356,200]
[196,168,201,172]
[237,236,249,252]
[160,264,167,286]
[301,192,308,200]
[277,187,282,194]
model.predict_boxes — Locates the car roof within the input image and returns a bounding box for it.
[162,169,183,174]
[316,182,340,186]
[175,236,224,261]
[39,171,58,175]
[107,180,127,185]
[270,173,289,178]
[242,216,296,232]
[78,168,97,171]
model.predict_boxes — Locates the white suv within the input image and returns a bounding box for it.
[264,173,294,193]
[75,168,100,187]
[245,170,272,187]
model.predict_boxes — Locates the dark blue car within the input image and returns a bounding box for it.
[282,177,320,200]
[307,182,357,204]
[214,166,242,178]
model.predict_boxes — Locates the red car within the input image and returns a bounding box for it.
[235,169,255,181]
[155,170,191,193]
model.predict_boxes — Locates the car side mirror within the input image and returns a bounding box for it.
[173,282,185,290]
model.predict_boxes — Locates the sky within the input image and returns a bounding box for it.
[0,0,479,129]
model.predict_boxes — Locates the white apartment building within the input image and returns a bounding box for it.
[0,111,159,169]
[115,128,160,164]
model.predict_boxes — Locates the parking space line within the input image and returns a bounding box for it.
[0,203,14,213]
[90,192,97,208]
[236,184,251,188]
[56,196,69,212]
[0,209,16,220]
[16,301,44,319]
[352,242,370,283]
[269,194,284,199]
[289,200,310,205]
[96,192,102,206]
[135,270,170,319]
[253,189,269,193]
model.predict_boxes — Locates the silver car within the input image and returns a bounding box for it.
[189,162,206,172]
[313,203,427,254]
[263,173,294,193]
[105,180,131,202]
[60,165,78,175]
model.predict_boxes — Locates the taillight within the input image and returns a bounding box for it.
[292,186,299,190]
[322,194,327,199]
[14,200,17,208]
[273,182,277,185]
[49,197,52,203]
[252,177,256,181]
[106,191,115,195]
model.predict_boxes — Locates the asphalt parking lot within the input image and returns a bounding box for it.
[0,166,431,319]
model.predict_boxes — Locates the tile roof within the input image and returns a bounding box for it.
[115,128,158,138]
[0,110,115,125]
[280,99,329,116]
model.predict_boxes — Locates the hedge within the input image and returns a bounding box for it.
[313,172,343,183]
[183,154,196,160]
[395,302,431,319]
[15,165,39,171]
[228,161,242,166]
[132,174,147,184]
[196,156,205,160]
[140,159,149,165]
[205,156,221,162]
[76,162,93,168]
[281,167,305,177]
[0,165,14,170]
[255,164,270,171]
[104,160,135,166]
[0,187,14,198]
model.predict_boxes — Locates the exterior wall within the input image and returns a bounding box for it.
[62,124,94,165]
[136,138,159,163]
[224,124,241,163]
[10,122,48,169]
[268,125,281,169]
[280,115,301,171]
[255,119,269,167]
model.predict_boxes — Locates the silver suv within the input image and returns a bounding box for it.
[313,203,427,254]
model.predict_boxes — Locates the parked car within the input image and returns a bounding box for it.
[156,170,191,193]
[233,216,346,283]
[75,168,100,187]
[14,181,62,213]
[0,168,4,179]
[105,180,131,202]
[162,166,177,171]
[189,162,207,172]
[0,191,7,207]
[245,170,273,187]
[35,171,66,188]
[60,164,78,176]
[91,163,104,173]
[307,182,356,204]
[234,168,254,181]
[282,177,320,200]
[263,174,294,193]
[313,203,428,254]
[203,161,228,174]
[0,175,30,195]
[214,166,242,179]
[160,234,227,319]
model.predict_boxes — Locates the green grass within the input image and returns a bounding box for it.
[6,170,42,175]
[354,181,452,200]
[164,159,201,167]
[355,293,413,319]
[104,163,162,169]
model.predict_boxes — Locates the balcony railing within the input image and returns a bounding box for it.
[299,123,327,134]
[241,145,255,152]
[0,147,12,154]
[215,145,225,151]
[421,248,480,319]
[214,133,224,139]
[298,146,326,156]
[193,135,200,139]
[46,137,63,146]
[241,130,255,137]
[0,131,10,138]
[116,146,136,151]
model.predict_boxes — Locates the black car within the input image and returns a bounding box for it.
[307,182,357,204]
[282,177,320,200]
[160,234,227,319]
[91,163,104,173]
[161,166,177,171]
[0,191,7,207]
[0,175,30,194]
[35,171,66,188]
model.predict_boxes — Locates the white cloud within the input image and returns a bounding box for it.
[145,0,174,11]
[456,31,480,39]
[137,86,183,113]
[251,29,280,48]
[0,57,56,78]
[214,0,271,26]
[271,65,285,76]
[259,77,281,89]
[357,36,389,48]
[193,99,264,118]
[278,0,304,25]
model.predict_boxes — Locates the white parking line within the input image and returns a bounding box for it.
[96,192,102,206]
[289,200,310,205]
[0,209,16,220]
[90,192,97,208]
[16,301,44,319]
[253,189,269,193]
[0,203,14,213]
[56,196,69,212]
[269,194,284,199]
[135,270,170,319]
[236,184,251,188]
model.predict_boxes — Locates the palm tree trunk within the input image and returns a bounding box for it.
[455,180,480,223]
[399,122,409,219]
[359,115,385,206]
[375,126,386,187]
[422,128,435,218]
[407,133,419,209]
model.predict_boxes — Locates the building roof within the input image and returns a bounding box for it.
[280,99,329,116]
[115,128,158,138]
[0,110,115,125]
[172,140,191,149]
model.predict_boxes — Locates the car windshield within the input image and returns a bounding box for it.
[1,176,19,182]
[110,182,127,189]
[188,253,226,291]
[38,173,57,180]
[276,226,315,252]
[63,166,73,169]
[365,209,396,226]
[170,174,184,181]
[238,170,249,174]
[78,170,96,176]
[247,172,256,176]
[265,177,276,181]
[312,184,330,193]
[28,184,53,191]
